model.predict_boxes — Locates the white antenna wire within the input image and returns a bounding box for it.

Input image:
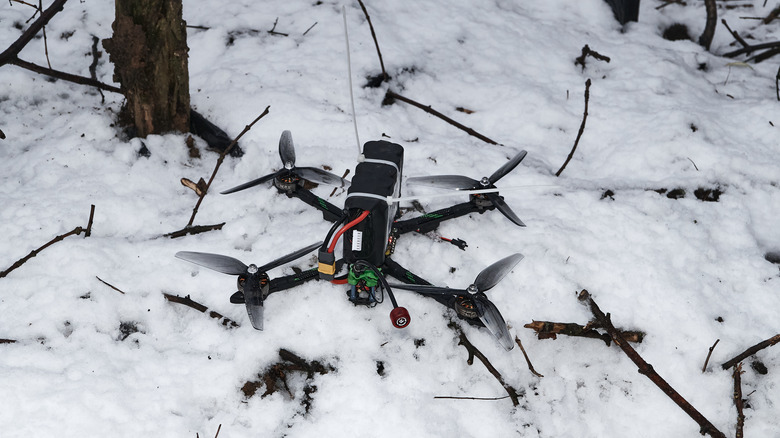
[342,6,363,159]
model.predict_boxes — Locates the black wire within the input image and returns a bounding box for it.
[355,260,398,308]
[321,212,348,251]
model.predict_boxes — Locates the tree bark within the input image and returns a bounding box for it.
[103,0,190,137]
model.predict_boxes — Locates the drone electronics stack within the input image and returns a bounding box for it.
[342,140,404,267]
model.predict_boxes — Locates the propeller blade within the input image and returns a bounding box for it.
[220,169,285,194]
[406,175,480,190]
[244,283,265,330]
[296,167,351,188]
[474,253,524,293]
[175,251,248,275]
[389,283,467,296]
[279,130,296,170]
[257,241,322,273]
[488,150,527,184]
[474,296,514,351]
[486,192,526,227]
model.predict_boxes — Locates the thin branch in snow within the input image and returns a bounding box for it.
[0,204,95,279]
[166,223,225,239]
[96,276,126,294]
[574,45,610,71]
[385,90,500,145]
[578,290,727,438]
[524,319,644,345]
[733,363,745,438]
[163,293,240,328]
[699,0,717,51]
[721,334,780,370]
[183,106,270,229]
[515,336,544,378]
[555,79,591,177]
[449,321,522,406]
[702,339,719,372]
[356,0,389,81]
[0,339,17,344]
[434,395,511,401]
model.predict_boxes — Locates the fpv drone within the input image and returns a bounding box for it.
[176,131,527,350]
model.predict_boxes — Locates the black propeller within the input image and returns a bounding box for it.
[407,150,528,227]
[175,242,321,330]
[221,130,350,194]
[390,253,524,350]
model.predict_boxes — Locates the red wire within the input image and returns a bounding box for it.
[331,278,348,285]
[328,210,370,253]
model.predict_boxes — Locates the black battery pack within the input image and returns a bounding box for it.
[343,140,404,266]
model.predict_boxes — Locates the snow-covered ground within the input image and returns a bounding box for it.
[1,0,779,436]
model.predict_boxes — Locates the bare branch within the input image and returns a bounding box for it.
[1,205,95,279]
[699,0,717,50]
[702,339,719,373]
[184,106,270,228]
[356,0,389,81]
[721,334,780,370]
[385,90,499,145]
[733,363,745,438]
[163,293,240,328]
[578,290,726,438]
[556,79,591,177]
[515,336,544,378]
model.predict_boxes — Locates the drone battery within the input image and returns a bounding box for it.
[343,140,404,267]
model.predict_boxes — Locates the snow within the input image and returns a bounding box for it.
[2,0,780,436]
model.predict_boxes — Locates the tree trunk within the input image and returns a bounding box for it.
[103,0,190,137]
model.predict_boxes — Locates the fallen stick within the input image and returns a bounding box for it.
[702,339,719,373]
[578,290,726,438]
[165,222,225,239]
[1,205,95,278]
[721,334,780,370]
[515,336,544,378]
[524,319,644,346]
[184,107,270,228]
[385,90,500,145]
[356,0,389,81]
[732,363,745,438]
[449,321,521,406]
[555,79,591,177]
[163,293,239,328]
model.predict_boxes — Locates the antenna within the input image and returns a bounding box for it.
[342,6,363,159]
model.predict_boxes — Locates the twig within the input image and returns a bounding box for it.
[555,79,591,177]
[10,57,121,93]
[163,293,239,328]
[702,339,719,372]
[699,0,717,50]
[185,106,270,228]
[733,363,745,438]
[721,19,749,48]
[434,395,511,401]
[450,322,521,406]
[578,290,726,438]
[524,320,644,346]
[574,45,610,71]
[165,223,225,239]
[385,90,499,145]
[267,18,288,37]
[302,22,317,36]
[721,334,780,370]
[0,0,67,66]
[96,276,126,294]
[776,64,779,101]
[1,205,95,278]
[514,336,543,378]
[0,339,17,344]
[356,0,389,81]
[89,35,105,102]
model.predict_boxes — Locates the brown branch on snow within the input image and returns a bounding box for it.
[524,320,644,346]
[555,79,591,177]
[165,223,226,239]
[449,321,522,406]
[196,424,222,438]
[385,90,500,145]
[721,334,780,370]
[574,45,610,72]
[721,20,749,49]
[699,0,717,51]
[96,276,126,294]
[0,0,122,93]
[162,293,240,328]
[514,336,544,378]
[578,290,727,438]
[356,0,389,82]
[776,65,779,101]
[733,363,745,438]
[0,339,17,344]
[182,106,270,229]
[702,339,720,373]
[434,395,511,401]
[1,205,95,279]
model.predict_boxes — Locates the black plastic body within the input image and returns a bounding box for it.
[343,141,404,266]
